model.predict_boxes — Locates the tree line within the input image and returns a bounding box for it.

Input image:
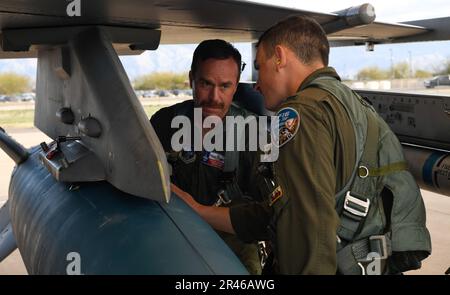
[356,59,450,81]
[2,59,450,95]
[133,72,190,90]
[0,73,32,94]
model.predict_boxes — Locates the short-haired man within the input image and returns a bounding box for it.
[175,16,430,275]
[151,39,270,274]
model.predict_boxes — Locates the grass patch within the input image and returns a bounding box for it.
[143,105,164,118]
[0,106,165,129]
[0,109,35,128]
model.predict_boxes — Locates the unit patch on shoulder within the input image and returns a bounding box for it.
[275,107,300,147]
[269,186,283,206]
[179,150,196,164]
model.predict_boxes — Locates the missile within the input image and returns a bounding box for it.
[0,222,17,263]
[323,4,376,34]
[403,144,450,197]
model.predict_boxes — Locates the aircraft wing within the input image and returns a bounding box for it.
[329,17,450,46]
[328,22,428,46]
[0,0,448,58]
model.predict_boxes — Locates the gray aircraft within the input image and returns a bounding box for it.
[0,0,449,274]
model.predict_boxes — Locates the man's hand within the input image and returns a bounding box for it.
[170,183,235,234]
[171,183,202,213]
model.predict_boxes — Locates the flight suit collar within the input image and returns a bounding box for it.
[279,67,341,107]
[298,66,341,92]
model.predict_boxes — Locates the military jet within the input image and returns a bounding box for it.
[0,0,449,274]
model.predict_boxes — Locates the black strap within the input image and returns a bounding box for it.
[217,112,256,204]
[337,235,392,275]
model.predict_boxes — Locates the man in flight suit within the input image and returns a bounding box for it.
[151,39,270,274]
[175,16,430,274]
[175,17,348,274]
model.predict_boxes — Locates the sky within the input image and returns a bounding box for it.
[0,0,449,81]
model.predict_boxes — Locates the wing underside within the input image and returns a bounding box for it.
[0,0,448,58]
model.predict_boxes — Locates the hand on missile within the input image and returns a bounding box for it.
[171,183,202,213]
[170,183,234,234]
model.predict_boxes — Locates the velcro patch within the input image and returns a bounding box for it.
[269,186,283,206]
[275,107,300,147]
[201,151,225,170]
[179,150,196,164]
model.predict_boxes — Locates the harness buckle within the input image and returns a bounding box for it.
[258,241,269,268]
[344,192,370,218]
[369,235,389,260]
[215,189,232,207]
[358,165,370,178]
[357,262,366,275]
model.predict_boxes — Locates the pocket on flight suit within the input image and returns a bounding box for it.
[215,230,262,275]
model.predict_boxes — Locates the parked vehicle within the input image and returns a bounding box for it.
[424,75,450,88]
[156,90,169,97]
[20,93,35,101]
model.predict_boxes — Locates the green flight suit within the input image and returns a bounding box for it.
[150,100,269,274]
[230,67,356,274]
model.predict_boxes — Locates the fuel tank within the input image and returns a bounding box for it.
[8,147,247,275]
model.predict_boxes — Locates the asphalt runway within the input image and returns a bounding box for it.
[0,128,449,275]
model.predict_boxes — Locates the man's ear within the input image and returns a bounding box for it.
[274,45,287,70]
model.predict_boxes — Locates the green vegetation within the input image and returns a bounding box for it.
[391,62,410,79]
[356,66,390,80]
[133,72,189,90]
[435,58,450,75]
[415,69,433,78]
[0,109,35,128]
[0,73,32,94]
[356,62,437,80]
[143,105,164,118]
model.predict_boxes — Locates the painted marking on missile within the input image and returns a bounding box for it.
[437,162,450,181]
[435,155,450,188]
[423,152,446,187]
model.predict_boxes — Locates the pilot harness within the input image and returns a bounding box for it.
[167,101,270,269]
[216,107,251,207]
[167,146,244,206]
[300,76,431,274]
[167,101,251,206]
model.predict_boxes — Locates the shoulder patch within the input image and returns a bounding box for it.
[275,107,300,147]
